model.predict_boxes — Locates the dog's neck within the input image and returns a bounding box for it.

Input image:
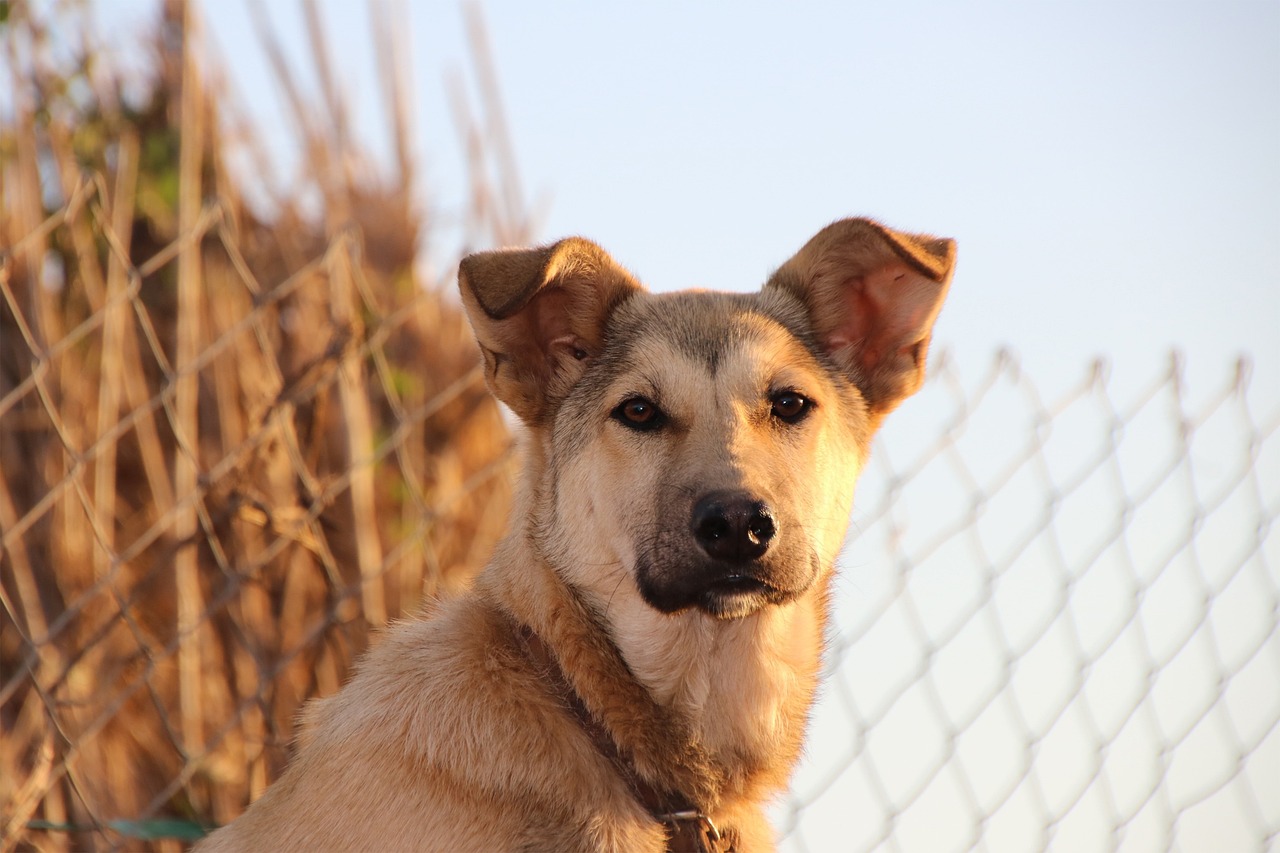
[481,522,829,809]
[603,582,827,772]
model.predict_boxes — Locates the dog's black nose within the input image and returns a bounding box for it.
[691,491,776,562]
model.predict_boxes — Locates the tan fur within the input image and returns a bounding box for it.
[199,218,955,852]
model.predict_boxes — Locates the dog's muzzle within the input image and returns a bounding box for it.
[636,489,812,619]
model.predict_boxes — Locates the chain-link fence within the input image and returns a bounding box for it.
[778,351,1279,853]
[3,4,1278,852]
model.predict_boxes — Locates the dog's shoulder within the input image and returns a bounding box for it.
[200,595,659,851]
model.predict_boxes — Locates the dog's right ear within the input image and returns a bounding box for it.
[765,218,955,420]
[459,238,642,424]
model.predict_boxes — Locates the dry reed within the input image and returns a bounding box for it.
[0,1,526,848]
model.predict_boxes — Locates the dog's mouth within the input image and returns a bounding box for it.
[712,575,769,594]
[698,575,775,619]
[635,551,817,621]
[693,573,799,620]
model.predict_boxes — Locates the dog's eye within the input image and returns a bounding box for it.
[612,397,666,431]
[770,391,812,424]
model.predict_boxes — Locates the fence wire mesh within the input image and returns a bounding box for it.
[777,351,1279,853]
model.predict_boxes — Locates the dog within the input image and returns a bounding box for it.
[197,217,955,852]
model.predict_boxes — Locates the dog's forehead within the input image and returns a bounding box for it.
[606,288,815,368]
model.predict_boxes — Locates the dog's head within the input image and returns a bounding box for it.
[460,220,954,621]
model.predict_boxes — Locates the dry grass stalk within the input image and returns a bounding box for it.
[174,0,208,763]
[0,0,526,848]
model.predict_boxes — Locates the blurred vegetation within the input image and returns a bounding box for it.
[1,0,527,847]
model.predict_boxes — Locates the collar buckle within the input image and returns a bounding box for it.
[657,809,722,844]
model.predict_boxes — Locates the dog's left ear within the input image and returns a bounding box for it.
[459,238,642,425]
[765,218,956,417]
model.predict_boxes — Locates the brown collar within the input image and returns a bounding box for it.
[515,623,735,853]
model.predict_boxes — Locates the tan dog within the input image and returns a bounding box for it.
[198,218,955,852]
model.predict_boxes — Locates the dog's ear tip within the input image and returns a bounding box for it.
[818,217,957,282]
[543,237,630,281]
[910,235,958,282]
[457,254,476,288]
[880,224,957,283]
[456,248,494,289]
[555,235,601,251]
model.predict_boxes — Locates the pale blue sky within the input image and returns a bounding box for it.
[166,0,1280,412]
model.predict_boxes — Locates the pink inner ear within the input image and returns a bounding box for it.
[829,262,942,375]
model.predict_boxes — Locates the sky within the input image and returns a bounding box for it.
[167,0,1280,416]
[76,1,1280,849]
